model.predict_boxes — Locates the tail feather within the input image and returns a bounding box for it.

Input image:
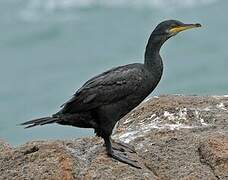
[20,116,59,128]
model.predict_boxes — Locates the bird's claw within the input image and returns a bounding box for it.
[109,149,141,169]
[112,140,136,153]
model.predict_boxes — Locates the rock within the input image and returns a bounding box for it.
[0,139,12,152]
[198,134,228,179]
[0,95,228,179]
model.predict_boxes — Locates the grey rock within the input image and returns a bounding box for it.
[0,139,12,152]
[1,95,228,180]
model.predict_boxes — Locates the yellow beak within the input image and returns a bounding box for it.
[169,23,201,33]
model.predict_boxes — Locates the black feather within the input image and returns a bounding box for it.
[21,117,59,128]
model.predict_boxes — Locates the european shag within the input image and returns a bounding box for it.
[21,20,201,168]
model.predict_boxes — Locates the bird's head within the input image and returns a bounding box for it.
[152,20,201,38]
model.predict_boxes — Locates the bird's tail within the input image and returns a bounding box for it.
[20,116,59,128]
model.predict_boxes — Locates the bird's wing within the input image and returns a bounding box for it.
[60,64,145,113]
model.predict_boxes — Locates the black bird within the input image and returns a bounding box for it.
[21,20,201,168]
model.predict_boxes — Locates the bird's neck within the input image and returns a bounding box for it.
[144,34,166,74]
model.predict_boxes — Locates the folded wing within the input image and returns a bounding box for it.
[59,64,144,114]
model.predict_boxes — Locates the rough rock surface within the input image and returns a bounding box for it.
[1,95,228,180]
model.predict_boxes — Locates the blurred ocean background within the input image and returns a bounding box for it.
[0,0,227,145]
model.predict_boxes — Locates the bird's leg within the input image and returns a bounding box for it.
[112,140,136,153]
[104,136,141,169]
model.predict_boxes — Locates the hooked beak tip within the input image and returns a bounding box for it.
[194,23,202,28]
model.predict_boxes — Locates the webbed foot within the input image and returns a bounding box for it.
[108,149,141,169]
[104,136,140,168]
[112,140,136,153]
